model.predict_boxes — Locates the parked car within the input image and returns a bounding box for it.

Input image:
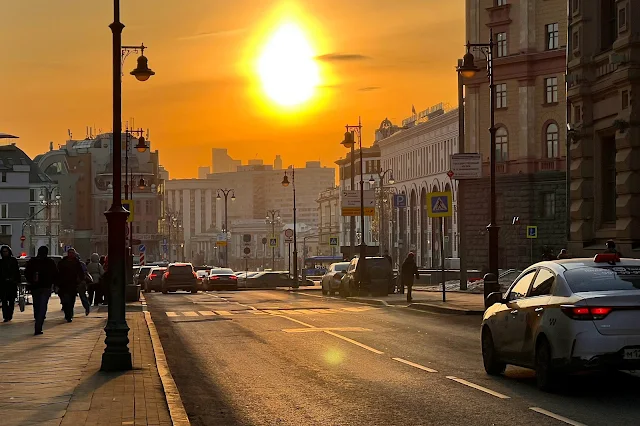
[321,262,350,295]
[135,266,154,287]
[340,257,393,297]
[144,267,167,293]
[206,268,238,291]
[161,263,198,294]
[245,271,294,288]
[481,253,640,391]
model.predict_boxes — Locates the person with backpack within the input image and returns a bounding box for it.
[24,246,58,335]
[0,245,20,322]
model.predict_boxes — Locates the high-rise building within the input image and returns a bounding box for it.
[463,0,568,269]
[211,148,241,174]
[567,1,637,256]
[197,166,210,179]
[274,155,283,170]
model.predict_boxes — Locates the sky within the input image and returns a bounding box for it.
[0,0,464,179]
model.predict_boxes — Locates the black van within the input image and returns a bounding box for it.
[339,256,393,297]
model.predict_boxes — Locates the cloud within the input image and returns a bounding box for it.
[316,53,371,62]
[179,28,247,41]
[358,86,381,92]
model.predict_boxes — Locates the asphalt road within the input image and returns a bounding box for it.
[145,289,640,426]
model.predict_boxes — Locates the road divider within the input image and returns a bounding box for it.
[445,376,510,399]
[529,407,587,426]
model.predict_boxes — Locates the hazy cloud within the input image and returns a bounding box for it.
[316,53,371,62]
[358,86,381,92]
[179,28,247,41]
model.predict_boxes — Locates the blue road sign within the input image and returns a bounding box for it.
[393,194,407,208]
[427,192,453,218]
[64,245,72,252]
[526,226,538,239]
[139,244,146,253]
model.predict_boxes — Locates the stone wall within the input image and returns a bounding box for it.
[460,171,567,270]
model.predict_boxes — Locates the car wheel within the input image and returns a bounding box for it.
[191,288,198,294]
[535,338,560,392]
[321,283,328,295]
[161,287,168,294]
[482,328,506,376]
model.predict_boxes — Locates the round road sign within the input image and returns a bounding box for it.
[284,228,294,238]
[243,247,251,255]
[261,237,267,245]
[20,235,26,242]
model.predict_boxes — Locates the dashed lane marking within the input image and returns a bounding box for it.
[283,327,372,333]
[165,307,377,318]
[166,312,178,317]
[183,311,199,317]
[529,407,587,426]
[323,331,384,355]
[215,310,233,316]
[392,357,438,373]
[198,311,215,316]
[446,376,510,399]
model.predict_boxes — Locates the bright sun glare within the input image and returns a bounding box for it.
[257,22,320,107]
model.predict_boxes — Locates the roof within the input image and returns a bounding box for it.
[536,257,640,272]
[0,145,53,184]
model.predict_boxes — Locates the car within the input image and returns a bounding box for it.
[340,257,393,297]
[207,268,238,291]
[144,267,166,292]
[135,266,154,287]
[195,270,209,290]
[481,253,640,391]
[245,271,294,288]
[161,263,199,294]
[321,262,350,296]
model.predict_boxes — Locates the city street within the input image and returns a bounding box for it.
[145,290,640,426]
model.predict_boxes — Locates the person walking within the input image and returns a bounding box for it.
[383,250,393,266]
[57,248,85,322]
[0,245,20,322]
[87,253,104,306]
[557,249,570,260]
[24,246,58,335]
[604,239,623,257]
[401,252,419,303]
[76,252,92,315]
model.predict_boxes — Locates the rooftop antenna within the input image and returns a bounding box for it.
[146,128,150,139]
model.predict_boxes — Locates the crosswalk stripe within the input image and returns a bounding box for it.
[251,311,269,315]
[166,312,178,317]
[198,311,215,316]
[183,311,199,317]
[215,311,233,316]
[310,309,332,314]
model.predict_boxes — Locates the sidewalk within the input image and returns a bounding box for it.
[0,297,175,426]
[346,290,486,315]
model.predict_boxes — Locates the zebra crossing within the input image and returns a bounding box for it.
[165,306,377,318]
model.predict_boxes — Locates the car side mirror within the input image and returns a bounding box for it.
[486,292,504,307]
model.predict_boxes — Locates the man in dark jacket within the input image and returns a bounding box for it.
[25,246,58,334]
[0,245,20,322]
[401,252,420,303]
[57,248,85,322]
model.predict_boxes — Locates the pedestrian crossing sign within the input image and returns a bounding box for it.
[427,191,453,218]
[269,237,278,248]
[329,237,338,246]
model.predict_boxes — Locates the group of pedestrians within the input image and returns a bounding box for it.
[0,246,106,335]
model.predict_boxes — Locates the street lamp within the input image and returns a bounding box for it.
[266,210,280,270]
[457,30,499,280]
[216,189,235,268]
[368,169,394,254]
[282,169,298,288]
[103,0,155,372]
[341,118,367,267]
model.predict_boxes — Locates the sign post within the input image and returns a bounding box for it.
[138,244,146,266]
[526,226,538,264]
[341,190,375,216]
[449,153,482,180]
[427,191,453,302]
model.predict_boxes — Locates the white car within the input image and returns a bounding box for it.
[321,262,350,295]
[481,253,640,391]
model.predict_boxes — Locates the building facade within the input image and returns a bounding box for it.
[211,148,241,174]
[463,0,568,269]
[316,186,340,256]
[567,0,639,256]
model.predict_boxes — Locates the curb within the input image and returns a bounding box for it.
[407,302,484,316]
[144,310,191,426]
[346,297,389,307]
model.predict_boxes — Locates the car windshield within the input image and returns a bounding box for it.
[139,267,153,276]
[564,266,640,293]
[334,263,349,272]
[196,271,208,277]
[212,268,234,275]
[169,265,193,275]
[364,258,391,270]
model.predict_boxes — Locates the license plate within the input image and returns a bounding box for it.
[623,349,640,360]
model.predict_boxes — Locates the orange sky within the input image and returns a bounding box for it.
[0,1,464,179]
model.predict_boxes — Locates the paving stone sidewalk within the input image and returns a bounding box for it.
[0,299,172,426]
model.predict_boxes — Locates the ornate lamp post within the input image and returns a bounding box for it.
[369,169,394,254]
[341,118,366,266]
[266,210,280,270]
[281,169,298,288]
[102,0,155,372]
[216,189,235,267]
[457,30,499,280]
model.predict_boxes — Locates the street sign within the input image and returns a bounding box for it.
[20,235,25,242]
[329,237,338,246]
[269,237,278,247]
[243,234,252,243]
[427,191,453,218]
[138,244,146,253]
[243,247,251,255]
[261,237,267,245]
[284,228,294,243]
[64,245,72,252]
[447,170,454,179]
[526,226,538,239]
[450,153,482,180]
[341,190,375,216]
[216,233,227,247]
[122,199,134,222]
[393,194,407,208]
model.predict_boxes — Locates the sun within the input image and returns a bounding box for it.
[257,22,320,107]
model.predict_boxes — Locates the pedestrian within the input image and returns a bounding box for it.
[0,245,20,322]
[101,255,109,306]
[541,246,556,261]
[24,246,58,335]
[401,252,420,303]
[383,249,393,266]
[605,239,623,257]
[557,249,570,260]
[76,253,92,315]
[56,248,86,322]
[87,253,104,306]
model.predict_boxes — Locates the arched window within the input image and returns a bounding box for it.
[496,127,508,162]
[546,123,559,158]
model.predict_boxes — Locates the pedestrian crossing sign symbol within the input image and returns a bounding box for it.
[526,226,538,239]
[269,237,278,248]
[427,191,453,218]
[329,237,338,246]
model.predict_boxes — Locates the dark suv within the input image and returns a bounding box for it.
[339,256,393,297]
[161,263,198,294]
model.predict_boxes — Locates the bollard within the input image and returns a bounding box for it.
[483,273,499,309]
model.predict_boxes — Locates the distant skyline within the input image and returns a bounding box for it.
[0,1,464,179]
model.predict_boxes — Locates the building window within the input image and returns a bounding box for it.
[572,0,580,13]
[574,105,582,123]
[622,90,629,109]
[619,7,627,31]
[601,0,617,51]
[1,172,6,183]
[546,123,560,158]
[546,23,559,50]
[496,0,507,5]
[545,77,558,104]
[496,127,508,162]
[496,83,507,108]
[30,189,37,202]
[496,32,508,58]
[0,225,10,235]
[601,138,617,224]
[29,206,36,218]
[0,204,7,219]
[542,193,556,218]
[572,29,580,53]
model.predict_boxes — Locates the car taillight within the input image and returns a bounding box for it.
[230,275,237,280]
[210,276,220,280]
[561,305,613,320]
[163,272,169,279]
[149,273,157,279]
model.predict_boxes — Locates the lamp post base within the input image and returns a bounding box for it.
[487,222,500,278]
[101,322,132,371]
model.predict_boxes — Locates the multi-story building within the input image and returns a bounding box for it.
[36,132,163,260]
[0,143,61,255]
[211,148,241,174]
[567,0,638,256]
[377,106,460,268]
[316,186,340,256]
[197,166,210,179]
[463,0,568,269]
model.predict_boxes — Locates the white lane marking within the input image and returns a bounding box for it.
[215,310,233,316]
[529,407,587,426]
[183,311,199,317]
[283,327,372,333]
[198,311,215,316]
[392,357,438,373]
[166,312,178,317]
[446,376,510,399]
[324,331,384,355]
[250,311,268,315]
[296,309,319,315]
